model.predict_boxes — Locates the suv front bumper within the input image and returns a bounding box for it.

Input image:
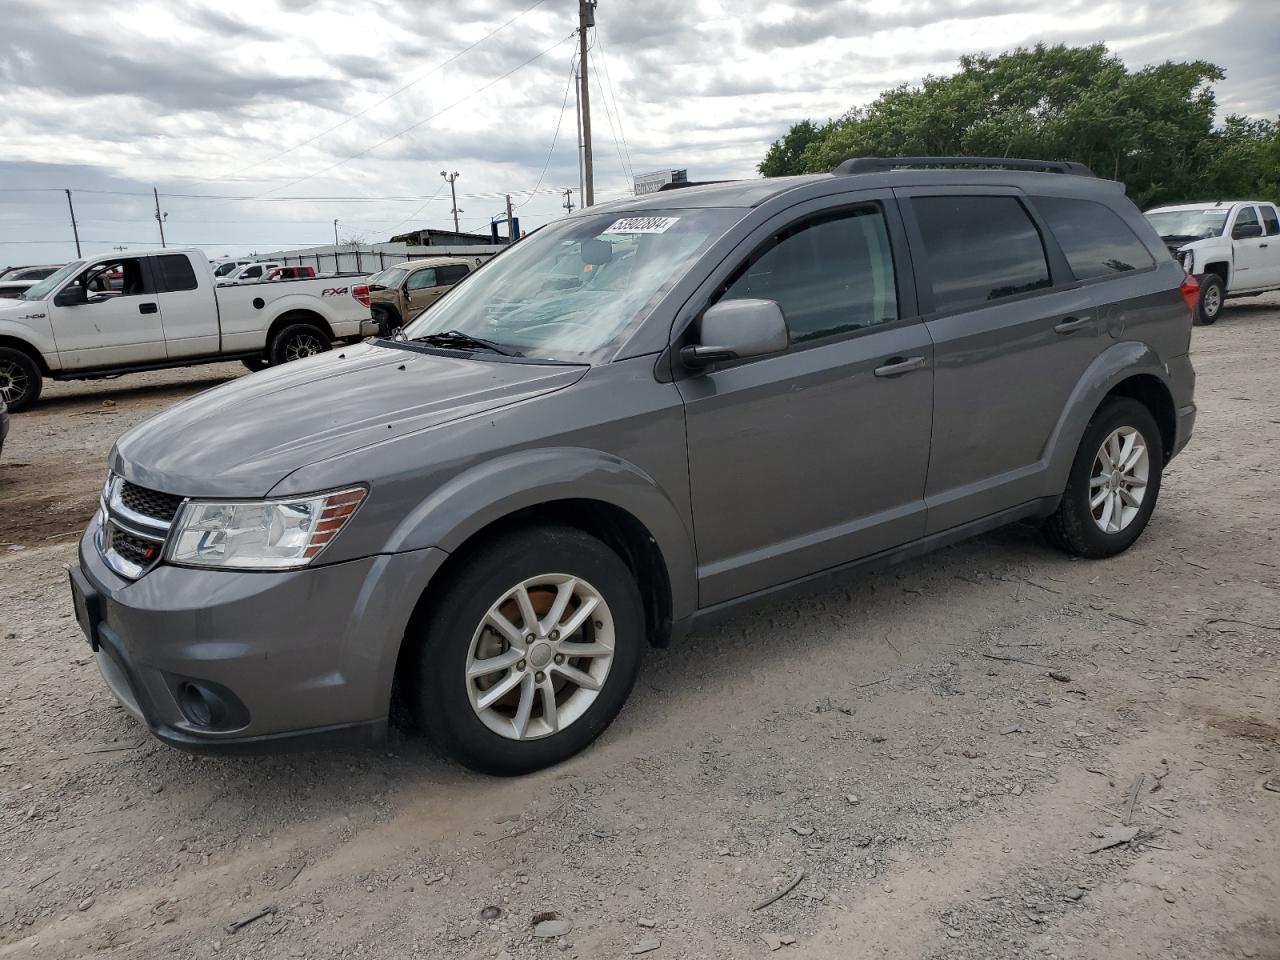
[71,514,447,754]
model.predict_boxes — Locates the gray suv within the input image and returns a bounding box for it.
[69,157,1197,774]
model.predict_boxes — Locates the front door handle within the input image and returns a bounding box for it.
[1054,315,1090,334]
[138,302,158,315]
[873,355,927,377]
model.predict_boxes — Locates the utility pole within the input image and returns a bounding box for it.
[440,171,461,233]
[153,187,167,248]
[333,218,339,247]
[573,59,585,208]
[505,194,515,242]
[578,0,596,206]
[562,188,575,214]
[65,189,81,258]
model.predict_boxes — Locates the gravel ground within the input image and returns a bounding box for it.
[1,299,1277,960]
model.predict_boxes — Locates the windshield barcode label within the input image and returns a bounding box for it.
[603,216,680,235]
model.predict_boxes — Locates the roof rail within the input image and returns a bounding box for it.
[832,156,1095,177]
[656,179,734,192]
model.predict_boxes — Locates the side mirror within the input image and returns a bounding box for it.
[54,284,88,307]
[1232,221,1263,240]
[681,298,789,368]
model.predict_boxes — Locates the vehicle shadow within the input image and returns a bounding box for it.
[31,373,240,413]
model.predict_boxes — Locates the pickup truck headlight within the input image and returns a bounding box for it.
[167,487,366,570]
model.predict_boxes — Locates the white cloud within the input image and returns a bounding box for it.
[0,0,1274,266]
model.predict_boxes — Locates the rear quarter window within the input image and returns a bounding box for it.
[1032,197,1155,280]
[154,254,199,292]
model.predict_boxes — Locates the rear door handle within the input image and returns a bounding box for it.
[1054,316,1090,334]
[139,302,158,315]
[873,355,927,377]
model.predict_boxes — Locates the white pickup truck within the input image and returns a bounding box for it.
[1145,200,1280,325]
[0,247,374,411]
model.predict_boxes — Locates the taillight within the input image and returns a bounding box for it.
[352,283,370,307]
[1178,273,1199,315]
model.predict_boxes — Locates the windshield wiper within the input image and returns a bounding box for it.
[410,330,520,356]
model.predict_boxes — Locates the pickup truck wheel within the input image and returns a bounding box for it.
[1044,397,1163,559]
[410,526,644,775]
[269,324,330,365]
[1195,273,1224,325]
[0,348,42,412]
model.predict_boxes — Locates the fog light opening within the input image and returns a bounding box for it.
[177,681,227,729]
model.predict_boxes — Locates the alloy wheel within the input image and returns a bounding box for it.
[1202,284,1222,318]
[1089,426,1149,534]
[0,359,28,405]
[284,332,325,361]
[465,574,615,741]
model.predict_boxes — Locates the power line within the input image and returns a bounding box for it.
[0,187,561,202]
[208,0,550,182]
[594,30,635,182]
[257,32,577,198]
[515,55,578,209]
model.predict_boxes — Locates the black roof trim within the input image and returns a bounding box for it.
[657,179,735,192]
[833,156,1095,177]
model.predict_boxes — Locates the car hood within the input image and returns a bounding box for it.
[111,342,588,497]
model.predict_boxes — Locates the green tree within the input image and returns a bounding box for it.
[759,43,1278,208]
[758,119,826,177]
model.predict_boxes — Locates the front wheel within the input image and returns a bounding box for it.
[409,526,644,775]
[268,323,330,365]
[1044,397,1163,558]
[0,347,42,412]
[1195,273,1224,326]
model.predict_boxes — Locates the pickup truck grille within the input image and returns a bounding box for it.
[97,476,184,580]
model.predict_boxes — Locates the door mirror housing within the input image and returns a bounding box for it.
[1232,221,1263,240]
[681,298,789,368]
[54,284,88,307]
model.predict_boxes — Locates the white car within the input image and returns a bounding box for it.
[211,259,254,280]
[0,248,374,411]
[225,261,283,284]
[1145,200,1280,324]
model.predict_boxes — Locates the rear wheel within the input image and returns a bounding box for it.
[268,323,330,365]
[1045,397,1163,558]
[0,348,42,412]
[409,526,644,775]
[1195,273,1224,325]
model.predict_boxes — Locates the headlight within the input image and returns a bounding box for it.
[167,487,366,570]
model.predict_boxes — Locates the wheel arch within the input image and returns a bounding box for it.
[1043,342,1179,489]
[0,334,51,375]
[265,309,333,347]
[1201,261,1230,287]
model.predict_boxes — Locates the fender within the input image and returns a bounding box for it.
[1041,340,1176,492]
[0,319,57,371]
[385,446,698,622]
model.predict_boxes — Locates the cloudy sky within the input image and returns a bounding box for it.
[1,0,1276,267]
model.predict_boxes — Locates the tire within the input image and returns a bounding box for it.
[0,347,42,413]
[241,356,270,372]
[268,323,330,366]
[1195,273,1224,326]
[1044,397,1163,559]
[409,526,644,775]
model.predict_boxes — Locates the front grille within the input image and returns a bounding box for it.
[110,527,164,567]
[98,475,182,580]
[119,480,184,523]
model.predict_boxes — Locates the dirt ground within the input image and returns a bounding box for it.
[1,299,1277,960]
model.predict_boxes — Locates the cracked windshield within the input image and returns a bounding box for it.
[400,208,738,361]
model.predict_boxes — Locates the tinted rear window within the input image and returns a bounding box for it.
[912,196,1051,312]
[1263,205,1280,236]
[436,264,470,284]
[154,254,198,292]
[1033,197,1155,280]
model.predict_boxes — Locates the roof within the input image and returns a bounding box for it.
[1145,200,1264,213]
[390,255,479,270]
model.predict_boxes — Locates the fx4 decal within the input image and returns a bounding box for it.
[321,287,350,297]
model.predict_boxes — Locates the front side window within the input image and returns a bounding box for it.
[717,205,898,342]
[1033,196,1155,280]
[241,266,263,279]
[406,268,437,290]
[1262,205,1280,236]
[1232,206,1260,238]
[912,196,1051,312]
[82,258,149,296]
[400,207,740,362]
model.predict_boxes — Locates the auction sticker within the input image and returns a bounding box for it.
[603,216,680,234]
